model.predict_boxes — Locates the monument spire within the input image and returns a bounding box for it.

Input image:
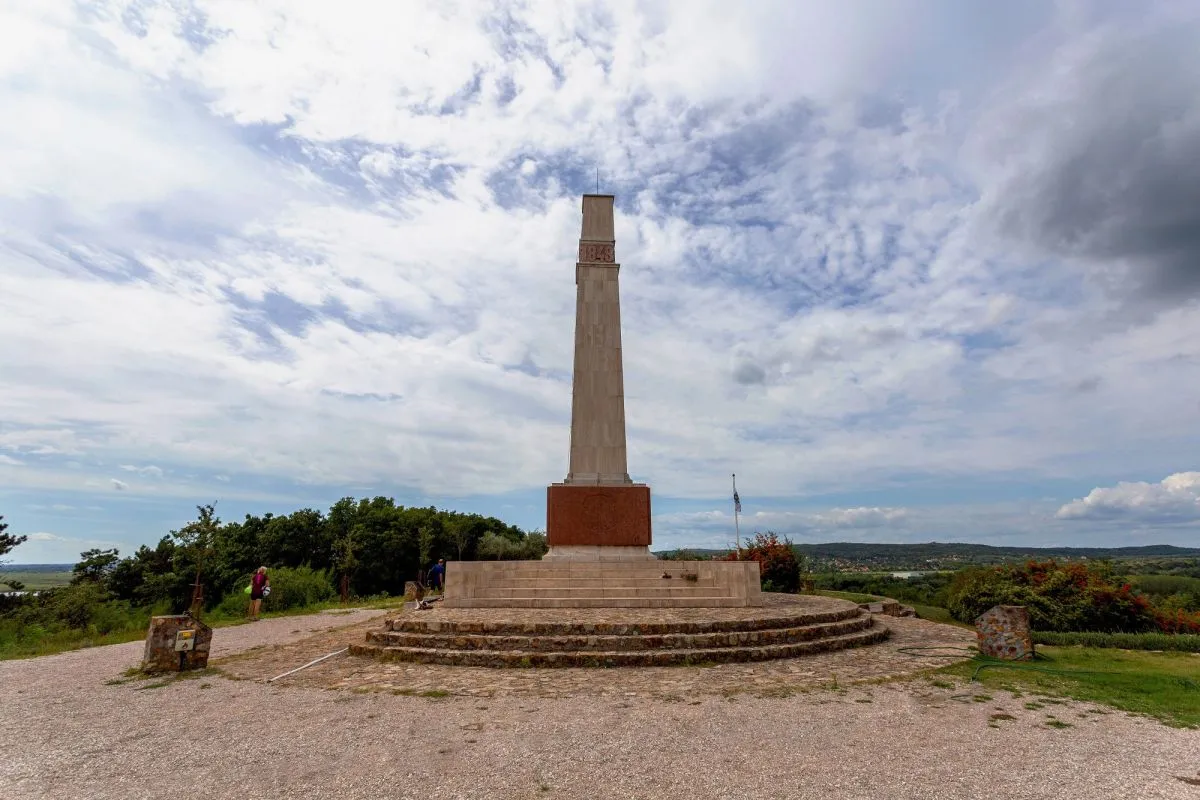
[565,194,632,486]
[545,193,653,560]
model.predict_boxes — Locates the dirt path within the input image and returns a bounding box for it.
[2,609,1197,799]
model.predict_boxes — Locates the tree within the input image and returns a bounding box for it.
[446,517,479,561]
[71,548,120,585]
[477,531,517,560]
[172,504,221,617]
[521,530,548,560]
[107,537,182,607]
[1,514,28,591]
[332,526,360,604]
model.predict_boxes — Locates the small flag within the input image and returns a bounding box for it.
[733,490,741,514]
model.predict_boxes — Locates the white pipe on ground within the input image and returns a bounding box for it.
[267,647,349,683]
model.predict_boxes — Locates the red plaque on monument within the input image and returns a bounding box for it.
[546,484,651,547]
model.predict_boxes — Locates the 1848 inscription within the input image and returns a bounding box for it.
[578,242,615,263]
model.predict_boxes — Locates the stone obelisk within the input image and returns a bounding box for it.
[544,194,654,560]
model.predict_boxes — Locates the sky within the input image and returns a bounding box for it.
[2,0,1200,563]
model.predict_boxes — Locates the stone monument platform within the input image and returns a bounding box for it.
[351,594,888,667]
[443,559,761,608]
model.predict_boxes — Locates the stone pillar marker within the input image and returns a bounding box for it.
[142,614,212,672]
[975,605,1034,661]
[545,194,654,560]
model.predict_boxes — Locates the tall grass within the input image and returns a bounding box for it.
[0,567,383,661]
[0,595,169,660]
[1032,630,1200,653]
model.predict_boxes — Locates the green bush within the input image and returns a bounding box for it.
[945,560,1165,633]
[47,582,109,629]
[721,532,801,593]
[262,566,335,612]
[213,586,252,619]
[659,549,714,561]
[89,598,139,636]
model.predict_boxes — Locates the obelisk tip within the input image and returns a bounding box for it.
[580,194,615,241]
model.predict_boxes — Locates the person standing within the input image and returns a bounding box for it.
[248,566,270,621]
[428,559,446,593]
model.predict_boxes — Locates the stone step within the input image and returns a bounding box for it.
[367,616,873,652]
[350,623,890,667]
[386,605,862,635]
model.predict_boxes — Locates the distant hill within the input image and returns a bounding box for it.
[794,542,1200,560]
[655,543,1200,569]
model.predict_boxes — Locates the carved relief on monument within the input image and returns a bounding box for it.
[578,242,615,263]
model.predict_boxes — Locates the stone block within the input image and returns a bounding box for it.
[546,483,651,547]
[975,605,1034,661]
[444,559,762,608]
[858,599,903,616]
[142,614,212,672]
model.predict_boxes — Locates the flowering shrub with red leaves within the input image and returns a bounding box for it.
[1154,607,1200,634]
[720,531,801,593]
[946,559,1184,633]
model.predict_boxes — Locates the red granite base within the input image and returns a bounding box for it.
[546,484,652,547]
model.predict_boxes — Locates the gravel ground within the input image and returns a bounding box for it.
[3,609,1198,800]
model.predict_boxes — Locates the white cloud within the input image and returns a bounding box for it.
[0,454,22,466]
[13,531,122,563]
[0,1,1198,551]
[110,478,128,491]
[119,464,164,478]
[812,507,909,528]
[1056,472,1200,523]
[0,428,83,456]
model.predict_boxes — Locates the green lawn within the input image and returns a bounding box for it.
[2,570,72,591]
[812,589,884,604]
[940,646,1200,728]
[910,603,974,629]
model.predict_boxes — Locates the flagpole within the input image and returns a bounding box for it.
[732,473,740,552]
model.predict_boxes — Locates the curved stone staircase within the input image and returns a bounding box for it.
[350,597,889,667]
